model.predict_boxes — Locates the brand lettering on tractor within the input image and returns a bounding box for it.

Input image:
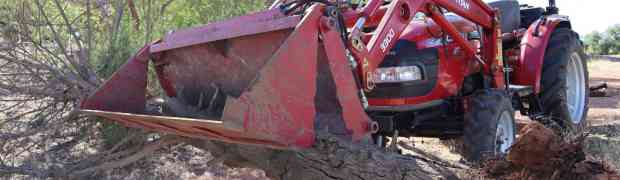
[381,28,396,53]
[455,0,470,10]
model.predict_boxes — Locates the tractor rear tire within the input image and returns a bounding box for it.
[463,89,516,162]
[539,28,589,133]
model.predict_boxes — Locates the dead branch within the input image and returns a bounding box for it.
[0,1,108,178]
[188,133,469,180]
[127,0,141,31]
[70,135,182,177]
[51,0,98,82]
[159,0,176,15]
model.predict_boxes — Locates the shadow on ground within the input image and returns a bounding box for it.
[587,123,620,168]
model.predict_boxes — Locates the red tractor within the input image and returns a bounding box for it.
[81,0,588,161]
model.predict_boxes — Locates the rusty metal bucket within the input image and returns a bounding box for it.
[81,7,373,149]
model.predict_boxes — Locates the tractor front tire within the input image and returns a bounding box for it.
[463,89,516,162]
[540,28,589,133]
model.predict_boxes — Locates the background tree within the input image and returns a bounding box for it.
[0,0,268,179]
[583,24,620,55]
[584,31,603,55]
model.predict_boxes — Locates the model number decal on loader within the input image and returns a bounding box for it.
[381,28,396,53]
[455,0,470,10]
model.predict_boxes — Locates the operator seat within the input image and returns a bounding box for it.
[484,0,521,33]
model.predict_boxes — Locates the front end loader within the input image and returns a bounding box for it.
[81,6,374,149]
[82,0,589,161]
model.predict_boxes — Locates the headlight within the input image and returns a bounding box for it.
[373,66,423,83]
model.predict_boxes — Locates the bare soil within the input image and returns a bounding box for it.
[587,59,620,125]
[397,58,620,178]
[584,58,620,170]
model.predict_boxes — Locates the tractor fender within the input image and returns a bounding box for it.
[513,15,572,93]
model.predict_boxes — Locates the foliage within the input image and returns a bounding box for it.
[583,24,620,55]
[96,0,265,148]
[0,0,267,178]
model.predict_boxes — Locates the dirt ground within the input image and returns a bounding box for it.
[587,58,620,125]
[400,57,620,173]
[583,58,620,169]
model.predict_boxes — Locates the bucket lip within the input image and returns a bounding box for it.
[150,9,301,53]
[80,109,292,150]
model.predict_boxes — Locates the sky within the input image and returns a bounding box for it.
[517,0,620,35]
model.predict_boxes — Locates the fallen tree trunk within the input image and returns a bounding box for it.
[189,133,470,180]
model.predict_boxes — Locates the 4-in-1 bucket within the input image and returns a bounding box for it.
[81,6,372,149]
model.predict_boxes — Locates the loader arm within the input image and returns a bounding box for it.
[341,0,504,91]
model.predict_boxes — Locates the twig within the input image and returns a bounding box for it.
[127,0,140,31]
[70,135,182,177]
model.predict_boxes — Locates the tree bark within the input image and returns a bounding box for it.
[189,133,468,180]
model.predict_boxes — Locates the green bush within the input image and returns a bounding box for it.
[584,24,620,55]
[93,0,266,149]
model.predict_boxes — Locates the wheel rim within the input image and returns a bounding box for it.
[495,111,515,154]
[566,53,586,124]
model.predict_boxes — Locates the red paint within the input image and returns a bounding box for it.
[483,11,505,89]
[81,110,291,149]
[369,43,470,106]
[352,0,422,91]
[361,0,383,17]
[428,8,476,58]
[513,15,570,93]
[322,22,373,141]
[154,63,177,97]
[432,0,494,28]
[345,0,498,92]
[150,9,301,52]
[363,0,494,106]
[81,45,150,114]
[342,6,387,27]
